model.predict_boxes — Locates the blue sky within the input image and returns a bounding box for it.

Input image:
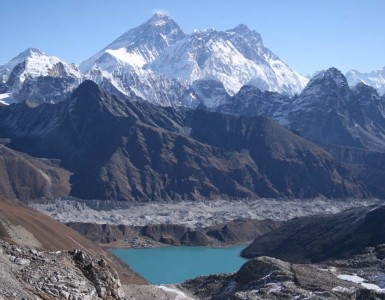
[0,0,384,75]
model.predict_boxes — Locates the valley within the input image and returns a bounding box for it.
[0,6,385,300]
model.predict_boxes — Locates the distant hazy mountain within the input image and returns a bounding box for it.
[346,67,385,95]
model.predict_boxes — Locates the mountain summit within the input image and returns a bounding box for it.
[80,14,186,72]
[1,16,309,107]
[0,48,81,105]
[78,14,308,106]
[149,25,308,95]
[346,66,385,95]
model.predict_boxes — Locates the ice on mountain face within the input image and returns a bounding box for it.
[149,27,308,96]
[0,48,83,105]
[0,48,43,78]
[1,48,81,85]
[79,14,308,106]
[86,63,189,107]
[346,67,385,95]
[79,14,190,105]
[105,48,147,68]
[0,93,16,105]
[182,79,229,108]
[80,14,186,74]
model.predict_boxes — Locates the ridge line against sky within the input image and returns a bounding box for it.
[0,0,384,75]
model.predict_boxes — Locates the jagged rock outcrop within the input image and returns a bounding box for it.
[217,85,290,121]
[0,240,123,299]
[287,68,385,151]
[182,249,385,299]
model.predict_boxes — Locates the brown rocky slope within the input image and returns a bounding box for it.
[0,144,70,200]
[0,196,145,285]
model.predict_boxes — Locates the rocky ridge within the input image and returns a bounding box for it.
[0,240,123,300]
[0,80,368,201]
[218,68,385,152]
[241,205,385,263]
[182,247,385,299]
[0,196,145,286]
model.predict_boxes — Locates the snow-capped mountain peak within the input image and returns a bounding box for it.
[149,26,308,96]
[227,24,263,48]
[0,48,82,105]
[79,17,309,106]
[7,48,45,67]
[1,48,81,88]
[308,67,349,90]
[0,48,46,81]
[80,14,186,72]
[147,12,173,27]
[346,66,385,95]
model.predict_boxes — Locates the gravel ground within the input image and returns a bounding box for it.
[122,284,195,300]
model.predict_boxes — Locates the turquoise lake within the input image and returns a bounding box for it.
[111,244,247,284]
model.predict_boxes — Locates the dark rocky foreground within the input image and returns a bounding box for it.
[0,196,145,287]
[182,247,385,299]
[0,241,122,299]
[178,205,385,299]
[67,218,281,248]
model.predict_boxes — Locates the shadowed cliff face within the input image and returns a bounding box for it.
[241,205,385,263]
[187,109,368,199]
[0,80,369,201]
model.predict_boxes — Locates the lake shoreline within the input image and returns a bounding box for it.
[102,239,252,251]
[111,244,248,285]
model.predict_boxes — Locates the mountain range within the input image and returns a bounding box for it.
[1,13,384,109]
[346,66,385,95]
[0,80,368,201]
[1,13,309,107]
[220,68,385,152]
[0,13,385,201]
[3,12,385,300]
